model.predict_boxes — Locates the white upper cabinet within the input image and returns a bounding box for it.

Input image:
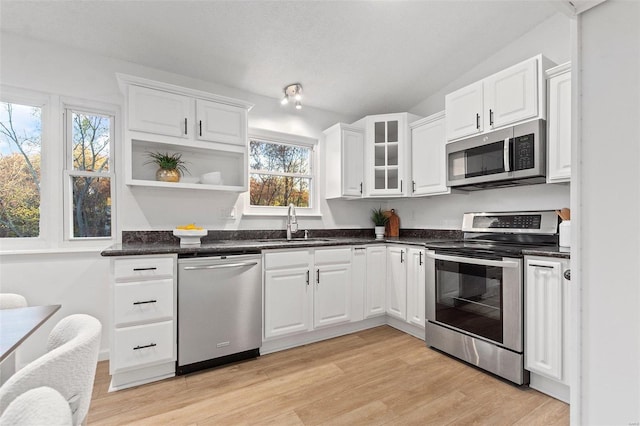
[410,112,450,197]
[484,58,538,129]
[445,81,484,140]
[195,99,247,146]
[364,112,420,197]
[546,63,572,183]
[445,55,553,142]
[118,74,253,192]
[323,123,364,199]
[129,85,192,138]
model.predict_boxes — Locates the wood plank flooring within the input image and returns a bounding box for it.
[88,326,568,425]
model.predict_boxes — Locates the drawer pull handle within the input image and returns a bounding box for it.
[529,264,554,269]
[133,300,157,306]
[133,267,157,271]
[133,343,157,351]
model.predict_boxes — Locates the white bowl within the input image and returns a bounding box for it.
[173,228,207,246]
[200,171,223,185]
[180,176,200,184]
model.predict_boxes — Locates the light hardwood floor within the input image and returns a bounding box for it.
[88,326,568,425]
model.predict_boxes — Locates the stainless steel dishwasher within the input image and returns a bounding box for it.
[177,253,262,375]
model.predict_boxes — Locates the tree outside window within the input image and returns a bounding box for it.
[66,110,113,238]
[0,102,42,238]
[249,139,312,208]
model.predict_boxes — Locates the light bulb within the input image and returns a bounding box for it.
[294,93,302,101]
[280,96,289,105]
[295,101,302,110]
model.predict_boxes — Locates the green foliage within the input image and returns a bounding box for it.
[145,152,189,176]
[371,207,389,226]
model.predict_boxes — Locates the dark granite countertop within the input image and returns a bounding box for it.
[101,229,463,257]
[522,247,571,259]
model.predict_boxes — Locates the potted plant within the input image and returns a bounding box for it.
[371,207,389,240]
[145,152,189,183]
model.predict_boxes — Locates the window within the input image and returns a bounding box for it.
[65,108,114,239]
[0,101,42,238]
[248,129,317,214]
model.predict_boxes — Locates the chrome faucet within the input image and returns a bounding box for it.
[286,203,298,240]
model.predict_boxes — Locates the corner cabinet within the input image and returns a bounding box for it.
[361,113,420,197]
[109,254,177,391]
[524,255,570,403]
[409,112,450,197]
[546,63,572,183]
[445,55,554,141]
[117,74,253,192]
[323,123,364,199]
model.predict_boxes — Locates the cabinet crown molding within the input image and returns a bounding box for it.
[116,73,254,111]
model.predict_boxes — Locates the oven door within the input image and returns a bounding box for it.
[425,252,523,352]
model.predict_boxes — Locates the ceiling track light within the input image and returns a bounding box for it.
[281,83,303,109]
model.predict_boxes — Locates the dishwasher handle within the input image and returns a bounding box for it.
[182,261,259,271]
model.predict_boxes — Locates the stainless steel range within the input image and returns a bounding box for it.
[424,210,558,384]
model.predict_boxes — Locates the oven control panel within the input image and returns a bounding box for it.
[462,211,559,234]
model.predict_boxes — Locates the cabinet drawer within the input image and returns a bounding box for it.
[264,250,311,270]
[114,257,174,281]
[114,279,174,326]
[315,247,352,265]
[112,321,174,372]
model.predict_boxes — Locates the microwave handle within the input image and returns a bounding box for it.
[426,252,520,269]
[503,138,511,172]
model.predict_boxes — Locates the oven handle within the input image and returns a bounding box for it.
[503,138,511,172]
[426,252,519,268]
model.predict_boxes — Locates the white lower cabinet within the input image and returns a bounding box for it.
[406,247,426,328]
[109,254,177,391]
[386,246,407,320]
[263,247,353,341]
[365,246,387,317]
[525,256,570,402]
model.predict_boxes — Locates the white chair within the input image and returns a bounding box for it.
[0,293,27,309]
[0,293,28,384]
[0,314,102,425]
[0,386,72,425]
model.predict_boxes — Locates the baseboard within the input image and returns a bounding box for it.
[385,316,425,340]
[529,372,570,403]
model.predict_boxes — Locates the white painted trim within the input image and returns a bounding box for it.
[409,110,445,128]
[545,62,572,79]
[571,0,607,14]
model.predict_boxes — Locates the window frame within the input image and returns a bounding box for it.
[63,103,116,242]
[0,87,50,250]
[245,128,320,217]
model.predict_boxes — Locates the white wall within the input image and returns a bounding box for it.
[578,1,640,423]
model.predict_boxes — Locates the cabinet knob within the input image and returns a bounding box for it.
[563,269,571,281]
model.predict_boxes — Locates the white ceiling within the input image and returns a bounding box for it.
[0,1,565,117]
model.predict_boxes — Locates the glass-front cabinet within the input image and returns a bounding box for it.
[364,112,419,197]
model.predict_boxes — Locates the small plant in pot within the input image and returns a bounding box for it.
[371,207,389,240]
[145,152,189,183]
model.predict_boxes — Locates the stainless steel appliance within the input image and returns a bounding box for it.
[446,119,546,190]
[177,253,262,375]
[425,211,558,384]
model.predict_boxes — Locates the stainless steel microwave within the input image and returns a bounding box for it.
[446,119,546,190]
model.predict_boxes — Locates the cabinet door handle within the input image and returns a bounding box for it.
[419,251,423,266]
[400,250,404,263]
[564,269,571,281]
[199,120,202,136]
[133,267,157,271]
[529,264,554,269]
[360,182,363,194]
[400,180,403,192]
[184,118,188,135]
[133,300,157,306]
[306,270,310,286]
[316,269,320,284]
[476,113,480,129]
[412,180,416,193]
[489,109,494,126]
[133,343,157,350]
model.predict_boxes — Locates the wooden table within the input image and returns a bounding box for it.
[0,305,61,362]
